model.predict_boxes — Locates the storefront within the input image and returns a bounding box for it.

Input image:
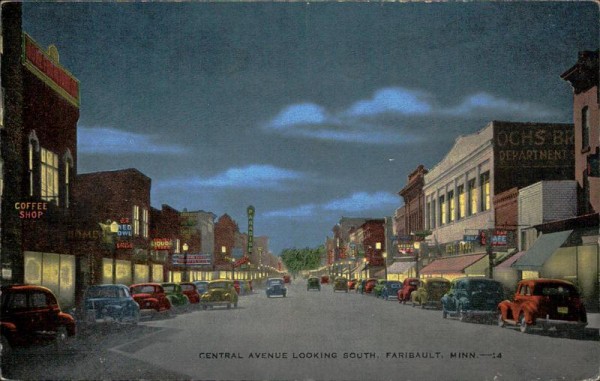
[102,258,132,285]
[24,251,76,308]
[374,261,416,281]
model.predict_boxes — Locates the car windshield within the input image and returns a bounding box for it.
[86,287,119,298]
[181,284,195,292]
[428,282,448,289]
[162,284,176,293]
[210,282,229,289]
[131,285,156,294]
[534,283,578,298]
[468,281,501,293]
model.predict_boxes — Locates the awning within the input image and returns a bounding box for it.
[495,251,527,270]
[511,230,573,270]
[387,261,416,274]
[420,253,487,275]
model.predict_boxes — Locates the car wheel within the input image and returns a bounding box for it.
[519,313,529,333]
[442,309,448,319]
[1,335,12,357]
[202,305,208,310]
[497,311,505,328]
[54,326,70,351]
[411,300,416,308]
[458,307,467,322]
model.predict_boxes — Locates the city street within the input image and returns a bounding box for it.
[2,281,599,381]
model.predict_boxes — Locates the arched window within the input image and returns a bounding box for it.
[63,149,74,208]
[582,106,590,149]
[28,131,40,197]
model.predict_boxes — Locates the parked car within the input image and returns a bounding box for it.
[200,280,239,309]
[179,282,201,304]
[307,276,321,291]
[333,277,349,292]
[380,281,402,300]
[497,279,587,334]
[266,278,287,298]
[410,278,451,309]
[130,283,171,314]
[233,280,242,295]
[1,284,76,353]
[161,283,190,309]
[364,278,379,294]
[441,277,504,322]
[348,279,358,290]
[83,284,140,324]
[398,278,420,304]
[321,275,330,285]
[193,281,209,296]
[373,280,389,297]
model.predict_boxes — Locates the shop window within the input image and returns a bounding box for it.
[430,200,436,229]
[480,172,490,212]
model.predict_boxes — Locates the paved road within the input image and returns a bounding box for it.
[2,281,599,380]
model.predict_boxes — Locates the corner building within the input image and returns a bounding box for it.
[422,121,574,278]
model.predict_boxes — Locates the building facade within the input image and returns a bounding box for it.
[561,50,600,215]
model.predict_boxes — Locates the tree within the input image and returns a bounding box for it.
[280,245,325,275]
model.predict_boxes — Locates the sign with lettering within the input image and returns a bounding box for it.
[15,201,48,219]
[151,238,173,250]
[172,254,212,266]
[493,122,574,194]
[247,205,255,256]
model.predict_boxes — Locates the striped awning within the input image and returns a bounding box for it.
[420,253,487,275]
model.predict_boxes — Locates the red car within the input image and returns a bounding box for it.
[233,280,241,295]
[398,277,420,304]
[180,282,201,304]
[283,275,291,284]
[498,279,587,334]
[364,278,378,294]
[321,275,330,284]
[348,279,358,290]
[1,284,76,353]
[130,283,171,313]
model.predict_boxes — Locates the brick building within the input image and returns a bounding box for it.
[150,204,182,283]
[1,8,81,308]
[213,214,239,267]
[561,50,600,215]
[72,169,151,287]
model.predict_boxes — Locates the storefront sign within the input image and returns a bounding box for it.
[151,238,173,250]
[463,235,479,242]
[15,201,47,219]
[118,223,132,236]
[247,205,255,256]
[172,254,212,266]
[67,229,101,241]
[116,242,134,249]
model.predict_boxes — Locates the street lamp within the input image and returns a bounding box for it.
[414,241,420,279]
[182,243,189,282]
[383,252,388,281]
[362,257,368,278]
[99,220,119,284]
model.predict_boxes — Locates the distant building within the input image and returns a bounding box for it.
[214,214,239,267]
[150,204,182,283]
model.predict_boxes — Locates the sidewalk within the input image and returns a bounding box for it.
[587,313,600,330]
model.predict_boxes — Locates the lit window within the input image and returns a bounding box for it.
[64,161,70,208]
[40,148,59,205]
[28,143,34,196]
[457,185,465,220]
[582,106,590,149]
[480,172,490,212]
[142,208,149,238]
[468,179,477,216]
[133,205,140,236]
[439,195,446,226]
[430,200,436,228]
[448,191,455,222]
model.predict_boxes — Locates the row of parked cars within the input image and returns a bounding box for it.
[320,275,589,335]
[0,279,253,354]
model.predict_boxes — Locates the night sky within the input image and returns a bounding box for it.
[22,2,598,255]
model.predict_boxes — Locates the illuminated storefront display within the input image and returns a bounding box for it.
[24,251,75,307]
[152,264,164,282]
[134,264,149,283]
[102,258,132,285]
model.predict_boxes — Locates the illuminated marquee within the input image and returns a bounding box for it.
[23,34,80,107]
